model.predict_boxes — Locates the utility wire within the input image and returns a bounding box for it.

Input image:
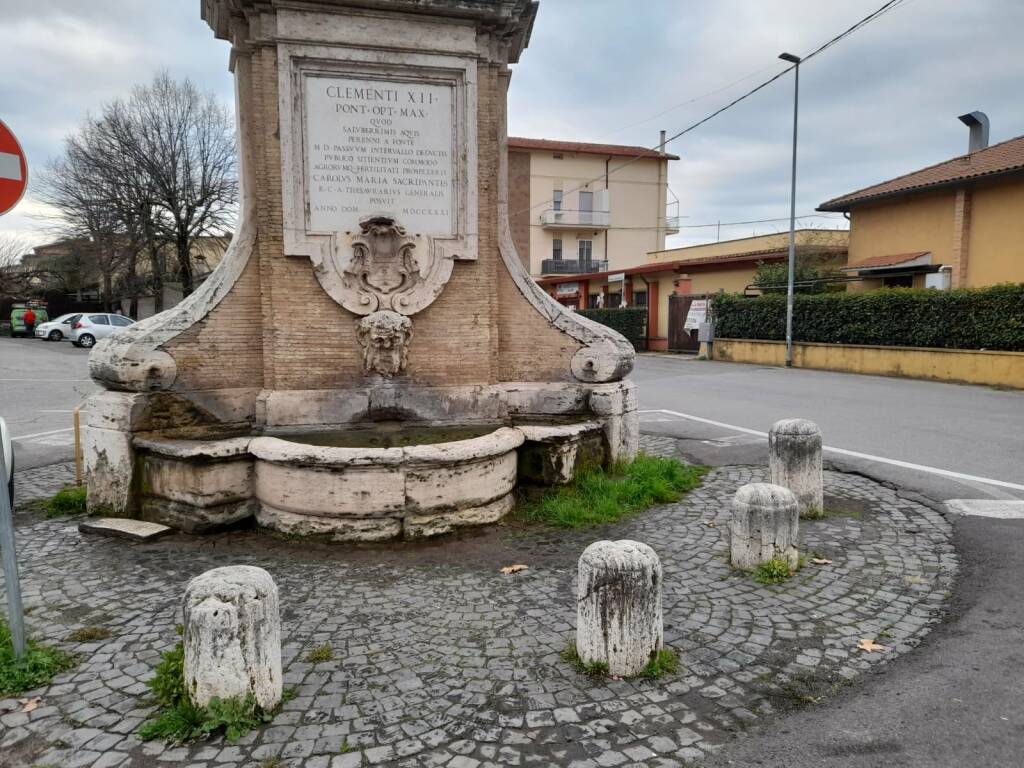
[527,212,846,231]
[512,0,909,220]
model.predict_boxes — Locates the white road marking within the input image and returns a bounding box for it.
[945,500,1024,519]
[0,378,93,382]
[12,427,74,441]
[641,408,1024,493]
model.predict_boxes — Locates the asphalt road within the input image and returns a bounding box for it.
[633,354,1024,503]
[0,336,97,471]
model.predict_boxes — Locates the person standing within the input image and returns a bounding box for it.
[22,307,36,338]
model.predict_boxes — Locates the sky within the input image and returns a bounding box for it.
[1,0,1022,250]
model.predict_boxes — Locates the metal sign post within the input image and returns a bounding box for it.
[0,448,26,659]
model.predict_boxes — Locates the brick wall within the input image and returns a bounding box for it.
[508,150,532,270]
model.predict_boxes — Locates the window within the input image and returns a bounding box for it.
[63,314,81,326]
[578,240,593,264]
[552,239,563,260]
[883,275,914,288]
[553,189,563,212]
[110,316,133,327]
[634,291,648,307]
[588,293,602,309]
[578,190,593,225]
[89,314,110,325]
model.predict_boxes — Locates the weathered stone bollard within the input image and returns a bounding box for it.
[730,483,799,570]
[183,565,282,710]
[577,540,663,677]
[769,418,824,518]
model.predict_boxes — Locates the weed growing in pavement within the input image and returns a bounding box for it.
[561,643,681,681]
[517,455,706,528]
[66,626,113,643]
[43,486,87,518]
[752,557,796,585]
[0,620,78,696]
[138,626,288,746]
[304,644,334,663]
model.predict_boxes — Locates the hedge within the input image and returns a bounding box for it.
[713,284,1024,351]
[578,307,647,350]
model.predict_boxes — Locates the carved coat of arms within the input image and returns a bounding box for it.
[331,216,454,377]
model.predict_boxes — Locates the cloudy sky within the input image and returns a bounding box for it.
[2,0,1022,249]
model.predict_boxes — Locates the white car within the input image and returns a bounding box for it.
[70,313,136,348]
[1,417,12,507]
[34,313,83,342]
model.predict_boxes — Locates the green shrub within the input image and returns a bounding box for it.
[46,486,87,517]
[752,557,795,585]
[0,620,78,696]
[518,454,705,529]
[578,307,647,350]
[713,284,1024,351]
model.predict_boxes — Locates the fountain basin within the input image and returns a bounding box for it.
[250,426,523,541]
[134,420,606,541]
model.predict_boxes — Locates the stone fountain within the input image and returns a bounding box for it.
[82,0,637,541]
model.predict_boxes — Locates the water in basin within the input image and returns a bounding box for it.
[270,421,501,449]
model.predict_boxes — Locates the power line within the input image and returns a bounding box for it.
[513,0,910,220]
[527,212,846,232]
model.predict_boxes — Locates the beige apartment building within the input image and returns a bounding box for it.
[508,137,678,278]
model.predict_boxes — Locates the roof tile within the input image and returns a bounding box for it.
[508,136,679,161]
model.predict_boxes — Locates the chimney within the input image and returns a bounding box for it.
[958,111,990,154]
[659,130,666,154]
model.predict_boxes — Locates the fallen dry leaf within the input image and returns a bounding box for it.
[20,697,41,713]
[702,520,717,528]
[500,564,528,575]
[857,638,888,653]
[810,558,833,565]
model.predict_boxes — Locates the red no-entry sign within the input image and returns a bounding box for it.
[0,120,28,216]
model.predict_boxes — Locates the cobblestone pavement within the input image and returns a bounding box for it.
[1,439,957,768]
[10,461,76,519]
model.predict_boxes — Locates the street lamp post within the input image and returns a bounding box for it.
[779,52,801,368]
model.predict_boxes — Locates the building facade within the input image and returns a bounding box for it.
[818,128,1024,290]
[538,229,848,351]
[507,137,678,278]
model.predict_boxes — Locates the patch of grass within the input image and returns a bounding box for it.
[639,648,680,679]
[304,644,334,663]
[0,620,78,696]
[820,506,863,521]
[518,455,706,529]
[339,739,353,754]
[260,759,283,768]
[752,557,795,585]
[44,486,87,518]
[66,626,114,643]
[138,626,282,746]
[561,644,610,678]
[561,643,680,681]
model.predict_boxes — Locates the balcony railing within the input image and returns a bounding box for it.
[664,215,681,234]
[540,258,609,275]
[540,209,611,229]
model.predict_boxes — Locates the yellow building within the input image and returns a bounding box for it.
[818,130,1024,289]
[508,137,678,278]
[538,229,848,351]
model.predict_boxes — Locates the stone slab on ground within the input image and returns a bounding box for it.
[78,517,173,542]
[3,435,957,767]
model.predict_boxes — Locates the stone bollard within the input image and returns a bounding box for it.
[769,418,824,518]
[730,483,799,571]
[577,540,663,677]
[183,565,282,710]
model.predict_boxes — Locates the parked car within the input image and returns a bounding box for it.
[70,313,136,348]
[34,313,83,342]
[9,305,49,337]
[1,417,12,507]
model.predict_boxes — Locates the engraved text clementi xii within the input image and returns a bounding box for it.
[305,76,455,236]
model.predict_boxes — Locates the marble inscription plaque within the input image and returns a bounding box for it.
[305,75,455,236]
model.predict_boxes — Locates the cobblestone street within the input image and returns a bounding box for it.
[1,438,957,768]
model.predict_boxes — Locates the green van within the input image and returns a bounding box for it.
[9,305,49,337]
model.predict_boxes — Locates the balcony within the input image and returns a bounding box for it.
[664,215,681,235]
[540,209,611,230]
[540,258,609,276]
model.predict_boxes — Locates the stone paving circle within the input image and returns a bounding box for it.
[0,435,957,768]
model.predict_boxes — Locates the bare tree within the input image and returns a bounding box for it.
[0,234,36,296]
[113,73,236,296]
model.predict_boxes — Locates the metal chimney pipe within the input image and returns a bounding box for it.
[659,130,666,153]
[958,111,990,153]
